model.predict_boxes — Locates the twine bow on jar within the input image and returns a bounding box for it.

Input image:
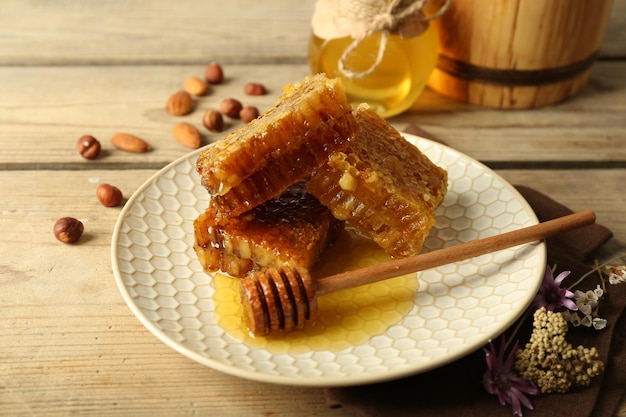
[319,0,450,78]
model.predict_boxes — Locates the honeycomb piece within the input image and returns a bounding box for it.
[196,73,356,221]
[194,181,344,278]
[307,104,448,257]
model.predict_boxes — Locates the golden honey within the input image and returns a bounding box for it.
[308,25,438,118]
[212,226,419,353]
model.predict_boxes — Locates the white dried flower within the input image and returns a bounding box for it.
[592,318,607,330]
[606,265,626,285]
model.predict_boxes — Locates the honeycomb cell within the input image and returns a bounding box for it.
[387,325,410,339]
[312,350,336,364]
[201,324,225,339]
[425,317,448,331]
[165,239,188,254]
[378,347,400,359]
[128,232,152,251]
[181,327,205,340]
[173,278,195,292]
[144,213,167,230]
[174,174,196,192]
[135,297,159,312]
[134,284,158,300]
[164,223,186,240]
[451,175,472,193]
[154,282,178,299]
[442,204,466,220]
[392,337,416,351]
[148,245,173,263]
[403,315,426,330]
[176,299,200,317]
[158,318,183,333]
[472,175,494,192]
[127,203,148,221]
[448,284,472,300]
[133,271,157,287]
[432,328,455,341]
[341,315,366,331]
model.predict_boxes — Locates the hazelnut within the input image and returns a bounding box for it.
[239,106,260,123]
[96,183,123,207]
[166,90,194,116]
[53,217,84,243]
[202,110,224,132]
[76,135,101,159]
[220,98,243,118]
[184,76,209,96]
[244,82,267,96]
[204,63,224,84]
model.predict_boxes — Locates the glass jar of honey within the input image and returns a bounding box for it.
[308,0,449,118]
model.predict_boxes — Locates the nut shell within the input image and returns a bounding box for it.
[244,82,267,96]
[204,63,224,84]
[202,110,224,132]
[76,135,101,159]
[220,98,243,119]
[110,133,151,153]
[166,90,194,116]
[53,217,84,243]
[96,184,123,207]
[184,76,209,96]
[239,106,260,123]
[172,122,202,149]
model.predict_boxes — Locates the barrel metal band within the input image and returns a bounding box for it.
[436,52,599,87]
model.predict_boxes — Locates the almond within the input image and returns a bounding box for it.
[184,76,209,96]
[111,133,151,153]
[172,122,202,149]
[166,90,194,116]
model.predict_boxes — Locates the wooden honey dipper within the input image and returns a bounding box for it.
[240,210,596,337]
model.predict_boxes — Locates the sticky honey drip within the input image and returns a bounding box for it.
[212,227,419,353]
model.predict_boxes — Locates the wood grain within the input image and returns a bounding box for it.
[428,0,617,108]
[1,62,625,169]
[0,0,315,65]
[1,1,626,416]
[1,0,624,65]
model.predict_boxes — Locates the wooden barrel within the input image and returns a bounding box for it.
[427,0,615,109]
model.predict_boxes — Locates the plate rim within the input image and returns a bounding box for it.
[111,133,546,387]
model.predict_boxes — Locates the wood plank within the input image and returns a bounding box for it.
[1,62,626,169]
[0,0,315,65]
[1,0,624,65]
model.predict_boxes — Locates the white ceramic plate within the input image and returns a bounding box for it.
[111,134,545,387]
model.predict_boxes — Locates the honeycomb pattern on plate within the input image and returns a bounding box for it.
[111,135,545,387]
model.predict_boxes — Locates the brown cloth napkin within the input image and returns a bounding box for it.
[323,126,623,417]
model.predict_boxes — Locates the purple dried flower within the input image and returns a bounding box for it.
[483,337,537,416]
[532,265,578,312]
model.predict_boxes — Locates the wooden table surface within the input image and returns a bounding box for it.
[1,1,625,416]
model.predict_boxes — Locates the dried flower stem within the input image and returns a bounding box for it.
[568,252,626,290]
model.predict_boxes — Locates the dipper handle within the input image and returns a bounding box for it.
[315,210,596,295]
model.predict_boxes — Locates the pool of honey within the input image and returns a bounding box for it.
[212,227,419,353]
